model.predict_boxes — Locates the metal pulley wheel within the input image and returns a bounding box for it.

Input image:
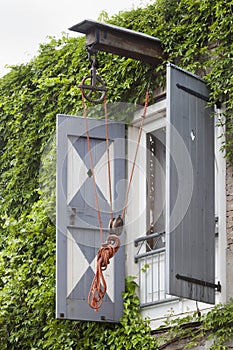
[79,46,107,103]
[79,73,107,103]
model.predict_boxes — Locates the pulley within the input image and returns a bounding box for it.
[79,46,107,103]
[108,215,124,236]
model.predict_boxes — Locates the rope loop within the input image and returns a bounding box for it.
[88,234,120,311]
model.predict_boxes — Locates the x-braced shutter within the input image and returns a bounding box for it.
[166,63,216,304]
[56,114,125,322]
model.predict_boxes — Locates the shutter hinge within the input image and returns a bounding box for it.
[176,274,221,292]
[176,83,209,102]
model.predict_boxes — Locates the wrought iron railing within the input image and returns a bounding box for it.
[134,217,219,307]
[134,232,173,306]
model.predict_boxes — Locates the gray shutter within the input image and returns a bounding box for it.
[56,114,125,322]
[166,63,215,304]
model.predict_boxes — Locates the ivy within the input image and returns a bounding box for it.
[0,0,233,349]
[74,277,158,350]
[156,300,233,349]
[203,300,233,349]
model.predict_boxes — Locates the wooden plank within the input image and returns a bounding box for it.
[86,28,162,65]
[69,19,162,66]
[166,63,215,304]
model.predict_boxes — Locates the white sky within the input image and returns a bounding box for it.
[0,0,150,77]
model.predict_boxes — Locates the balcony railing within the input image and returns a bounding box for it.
[134,232,173,306]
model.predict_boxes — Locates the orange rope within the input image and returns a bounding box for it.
[88,235,120,311]
[121,91,150,221]
[104,96,113,221]
[81,91,104,243]
[81,86,150,312]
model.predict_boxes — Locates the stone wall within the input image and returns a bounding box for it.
[226,163,233,246]
[160,339,233,349]
[157,332,233,349]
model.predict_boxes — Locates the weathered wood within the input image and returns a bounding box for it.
[166,63,215,304]
[56,114,125,322]
[69,19,162,66]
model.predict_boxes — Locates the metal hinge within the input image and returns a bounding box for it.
[176,83,209,102]
[176,274,221,292]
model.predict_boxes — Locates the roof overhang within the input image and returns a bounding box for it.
[69,19,162,66]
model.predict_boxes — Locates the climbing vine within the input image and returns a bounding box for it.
[156,299,233,349]
[0,0,233,349]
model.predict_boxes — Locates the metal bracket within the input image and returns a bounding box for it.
[176,274,221,292]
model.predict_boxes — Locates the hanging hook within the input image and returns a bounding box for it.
[79,45,107,103]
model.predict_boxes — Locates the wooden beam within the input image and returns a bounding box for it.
[69,19,162,66]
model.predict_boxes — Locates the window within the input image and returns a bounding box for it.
[136,127,170,306]
[134,64,216,308]
[133,102,171,306]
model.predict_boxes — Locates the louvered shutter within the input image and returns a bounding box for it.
[56,114,125,322]
[166,64,215,304]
